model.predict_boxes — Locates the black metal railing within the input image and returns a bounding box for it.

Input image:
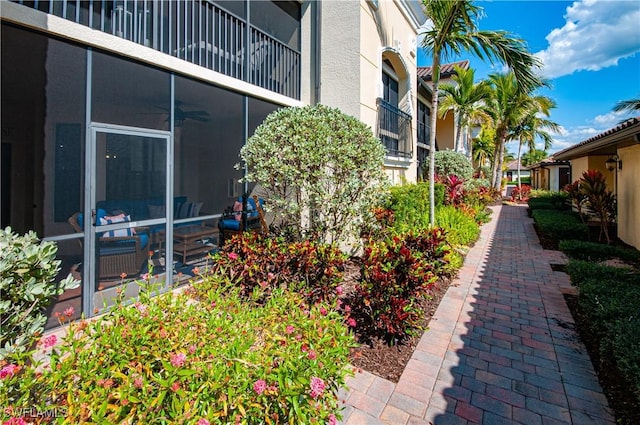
[377,98,412,158]
[11,0,300,99]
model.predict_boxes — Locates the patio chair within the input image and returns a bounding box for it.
[68,212,150,279]
[217,195,267,245]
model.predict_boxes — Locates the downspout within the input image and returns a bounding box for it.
[312,0,322,105]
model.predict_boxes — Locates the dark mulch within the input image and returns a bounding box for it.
[347,278,451,382]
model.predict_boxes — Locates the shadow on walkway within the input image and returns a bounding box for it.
[339,204,615,425]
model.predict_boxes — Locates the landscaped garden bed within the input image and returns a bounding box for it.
[529,186,640,425]
[1,105,499,424]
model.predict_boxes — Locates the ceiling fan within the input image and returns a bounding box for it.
[144,101,210,126]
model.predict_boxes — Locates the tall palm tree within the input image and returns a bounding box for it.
[420,0,542,225]
[485,72,523,190]
[508,95,559,192]
[438,65,492,156]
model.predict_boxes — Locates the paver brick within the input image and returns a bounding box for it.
[471,392,512,419]
[454,401,483,423]
[338,205,613,425]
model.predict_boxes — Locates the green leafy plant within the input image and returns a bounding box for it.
[433,150,474,180]
[566,260,640,403]
[1,277,354,424]
[352,229,450,343]
[240,104,389,250]
[579,170,617,244]
[0,227,79,359]
[387,182,445,234]
[435,205,480,248]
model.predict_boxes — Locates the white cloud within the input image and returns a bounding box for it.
[548,110,636,153]
[535,0,640,79]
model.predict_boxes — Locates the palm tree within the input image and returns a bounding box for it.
[438,65,492,156]
[508,95,559,192]
[472,125,495,177]
[612,96,640,113]
[521,148,547,167]
[420,0,542,225]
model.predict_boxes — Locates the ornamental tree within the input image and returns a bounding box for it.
[240,104,388,249]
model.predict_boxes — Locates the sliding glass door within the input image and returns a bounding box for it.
[87,124,171,314]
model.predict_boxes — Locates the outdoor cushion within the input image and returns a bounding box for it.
[99,214,135,237]
[219,218,241,230]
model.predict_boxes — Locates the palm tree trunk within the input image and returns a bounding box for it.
[516,139,523,199]
[428,53,441,227]
[454,118,463,152]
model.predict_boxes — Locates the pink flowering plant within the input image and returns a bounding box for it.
[1,276,354,424]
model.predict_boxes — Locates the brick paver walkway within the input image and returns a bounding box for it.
[338,204,615,425]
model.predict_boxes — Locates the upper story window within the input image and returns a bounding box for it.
[382,70,399,107]
[417,100,430,146]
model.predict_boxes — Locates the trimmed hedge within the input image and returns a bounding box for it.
[531,209,589,242]
[566,260,640,403]
[559,240,640,264]
[527,191,569,211]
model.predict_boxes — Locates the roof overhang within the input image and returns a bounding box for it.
[553,118,640,160]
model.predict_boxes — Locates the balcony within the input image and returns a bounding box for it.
[377,98,412,158]
[11,0,300,99]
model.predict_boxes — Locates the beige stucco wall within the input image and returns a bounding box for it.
[617,144,640,250]
[318,1,422,184]
[569,155,615,189]
[437,114,456,151]
[318,2,362,118]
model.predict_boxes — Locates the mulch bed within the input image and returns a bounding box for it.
[346,276,452,383]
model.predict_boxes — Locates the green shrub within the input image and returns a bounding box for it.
[566,261,640,401]
[0,227,79,359]
[565,260,634,285]
[531,209,589,242]
[559,240,640,264]
[434,150,473,180]
[353,229,450,342]
[388,182,445,234]
[435,205,480,248]
[240,104,389,250]
[528,190,568,210]
[1,278,354,424]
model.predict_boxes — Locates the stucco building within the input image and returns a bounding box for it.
[553,117,640,250]
[1,0,438,324]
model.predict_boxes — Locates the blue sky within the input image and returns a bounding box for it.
[416,0,640,155]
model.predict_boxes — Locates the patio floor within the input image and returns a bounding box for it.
[338,203,615,425]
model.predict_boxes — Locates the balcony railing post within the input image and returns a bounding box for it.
[12,0,301,100]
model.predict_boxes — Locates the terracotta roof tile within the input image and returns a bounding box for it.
[417,60,470,81]
[553,116,640,157]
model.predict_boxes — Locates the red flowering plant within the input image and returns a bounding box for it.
[351,228,450,343]
[440,174,467,206]
[510,184,531,202]
[1,276,355,424]
[211,232,346,305]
